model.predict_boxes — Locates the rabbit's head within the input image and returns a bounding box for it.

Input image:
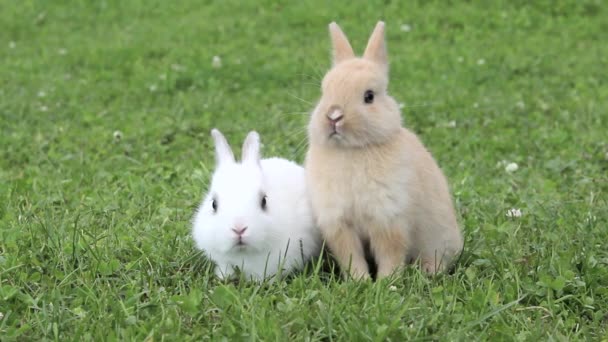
[309,22,402,148]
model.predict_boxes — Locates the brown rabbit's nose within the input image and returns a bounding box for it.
[232,226,248,236]
[327,108,344,127]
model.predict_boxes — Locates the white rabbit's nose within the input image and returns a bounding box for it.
[232,226,248,236]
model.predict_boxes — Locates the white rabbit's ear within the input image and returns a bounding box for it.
[329,22,355,65]
[363,21,388,67]
[211,128,235,165]
[242,131,261,165]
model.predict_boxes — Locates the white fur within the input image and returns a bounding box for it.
[192,130,321,281]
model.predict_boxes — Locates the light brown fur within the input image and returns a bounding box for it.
[305,22,463,279]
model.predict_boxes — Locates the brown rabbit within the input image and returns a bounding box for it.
[305,21,463,279]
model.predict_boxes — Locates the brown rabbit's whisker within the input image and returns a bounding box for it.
[290,136,310,159]
[278,111,310,117]
[278,126,308,149]
[290,126,308,135]
[292,134,309,149]
[296,72,322,83]
[286,92,315,106]
[300,58,326,81]
[281,125,308,136]
[299,82,323,89]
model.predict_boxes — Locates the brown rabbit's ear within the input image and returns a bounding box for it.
[363,21,388,67]
[242,131,261,166]
[329,22,355,64]
[211,128,235,165]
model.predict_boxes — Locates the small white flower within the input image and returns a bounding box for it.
[37,90,46,98]
[171,63,185,72]
[584,215,597,224]
[400,24,412,32]
[113,130,123,142]
[516,101,525,109]
[212,55,222,68]
[447,120,456,128]
[40,105,48,112]
[8,41,16,49]
[389,285,398,291]
[399,103,405,109]
[505,162,518,173]
[506,208,522,218]
[457,56,464,63]
[36,12,46,23]
[477,58,485,65]
[58,48,68,55]
[159,74,167,80]
[148,84,157,92]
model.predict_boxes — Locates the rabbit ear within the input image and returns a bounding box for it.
[242,131,261,165]
[211,129,235,165]
[329,22,355,64]
[363,21,387,67]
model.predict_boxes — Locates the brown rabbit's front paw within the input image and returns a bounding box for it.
[376,263,405,279]
[346,264,371,281]
[421,259,445,275]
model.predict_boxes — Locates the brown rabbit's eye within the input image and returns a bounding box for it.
[211,198,218,212]
[364,90,375,104]
[260,195,267,211]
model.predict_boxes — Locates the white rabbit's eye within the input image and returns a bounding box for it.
[364,90,374,104]
[260,195,267,211]
[211,198,218,212]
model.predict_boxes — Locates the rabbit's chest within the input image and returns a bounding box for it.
[307,146,411,230]
[345,158,407,223]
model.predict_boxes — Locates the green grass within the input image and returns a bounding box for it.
[1,0,607,340]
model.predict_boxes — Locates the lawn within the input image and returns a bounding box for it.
[1,0,607,340]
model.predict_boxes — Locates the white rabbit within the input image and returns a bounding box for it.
[192,129,321,281]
